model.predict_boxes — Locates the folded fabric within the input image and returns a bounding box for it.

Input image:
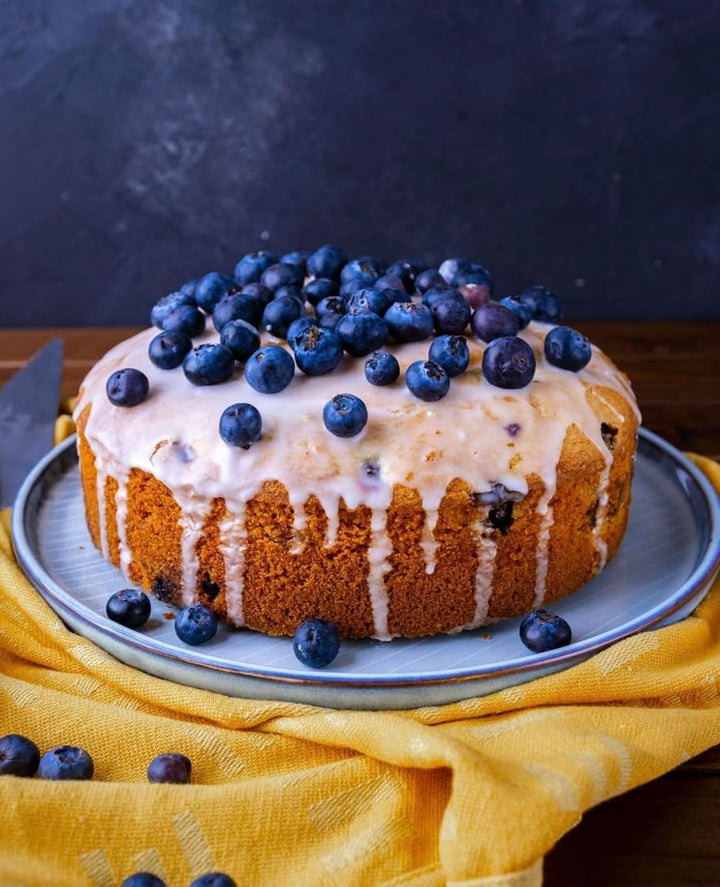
[0,419,718,886]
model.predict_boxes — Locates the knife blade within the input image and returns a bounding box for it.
[0,338,64,508]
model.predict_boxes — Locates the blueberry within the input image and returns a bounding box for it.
[340,256,386,288]
[38,745,94,781]
[421,284,456,309]
[438,257,474,284]
[262,294,306,339]
[429,335,470,377]
[239,281,274,307]
[544,325,592,371]
[339,276,372,296]
[0,733,40,776]
[373,273,407,295]
[303,277,339,306]
[150,291,196,329]
[106,588,152,629]
[336,312,389,356]
[220,319,261,362]
[273,283,306,305]
[245,345,295,393]
[219,403,262,448]
[364,350,400,386]
[385,258,427,292]
[471,302,520,342]
[317,311,344,333]
[179,278,199,299]
[212,293,263,332]
[147,752,192,784]
[322,393,368,437]
[161,303,206,338]
[414,268,446,293]
[293,618,341,668]
[454,265,492,291]
[499,296,533,330]
[517,285,564,324]
[121,874,167,887]
[183,344,235,386]
[195,272,238,312]
[175,603,218,645]
[405,360,450,401]
[234,251,278,285]
[293,325,344,375]
[346,286,394,316]
[190,873,237,887]
[260,261,304,292]
[315,294,347,320]
[286,316,318,345]
[384,301,434,342]
[306,244,348,280]
[106,368,149,407]
[519,608,572,652]
[280,250,309,272]
[482,336,536,389]
[148,330,192,370]
[430,291,472,334]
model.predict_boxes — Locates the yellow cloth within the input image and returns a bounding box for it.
[0,417,719,886]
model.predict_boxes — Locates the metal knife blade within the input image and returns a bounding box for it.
[0,338,64,508]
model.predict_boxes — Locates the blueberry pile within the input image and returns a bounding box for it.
[107,246,592,445]
[0,733,93,780]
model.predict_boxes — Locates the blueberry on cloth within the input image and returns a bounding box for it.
[220,319,261,362]
[261,261,305,292]
[482,336,536,389]
[336,311,389,356]
[183,344,235,386]
[322,393,368,437]
[405,359,450,401]
[303,277,339,306]
[262,294,306,339]
[0,733,40,776]
[293,325,344,375]
[234,250,278,286]
[245,345,295,393]
[150,290,196,329]
[174,604,218,645]
[212,292,263,332]
[384,301,434,342]
[148,330,192,370]
[106,368,149,407]
[147,752,192,784]
[162,303,206,338]
[306,244,348,280]
[293,618,341,668]
[106,588,152,629]
[38,745,94,781]
[429,335,470,377]
[189,875,237,887]
[499,296,533,330]
[364,350,400,386]
[219,402,262,449]
[544,325,592,371]
[470,302,520,343]
[195,272,238,312]
[517,285,564,324]
[519,608,572,652]
[121,874,167,887]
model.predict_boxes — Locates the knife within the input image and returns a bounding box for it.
[0,338,64,508]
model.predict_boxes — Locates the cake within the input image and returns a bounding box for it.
[73,250,640,640]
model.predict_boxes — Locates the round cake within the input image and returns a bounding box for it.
[73,250,640,640]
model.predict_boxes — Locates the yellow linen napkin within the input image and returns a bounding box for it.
[0,417,719,886]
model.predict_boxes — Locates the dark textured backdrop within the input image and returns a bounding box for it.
[1,0,719,326]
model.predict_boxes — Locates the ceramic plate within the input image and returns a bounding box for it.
[12,428,720,710]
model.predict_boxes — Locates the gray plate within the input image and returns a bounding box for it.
[12,428,720,710]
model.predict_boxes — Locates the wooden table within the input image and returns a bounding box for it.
[2,322,719,885]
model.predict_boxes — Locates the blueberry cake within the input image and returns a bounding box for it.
[74,248,640,640]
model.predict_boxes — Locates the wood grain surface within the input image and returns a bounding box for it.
[2,322,719,884]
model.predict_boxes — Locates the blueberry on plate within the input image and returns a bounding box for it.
[106,588,152,629]
[544,325,592,371]
[234,250,278,285]
[38,745,94,781]
[150,290,196,329]
[183,344,235,386]
[219,319,261,362]
[121,873,167,887]
[519,608,572,652]
[336,311,389,356]
[482,336,536,389]
[405,359,451,401]
[322,393,368,437]
[175,604,218,645]
[148,330,192,370]
[162,303,206,338]
[147,752,192,784]
[219,402,262,449]
[293,618,341,668]
[364,350,400,386]
[306,244,348,280]
[0,733,40,777]
[195,272,238,312]
[106,368,149,407]
[517,285,564,324]
[245,345,295,394]
[293,325,344,376]
[384,301,434,342]
[190,873,237,887]
[429,335,470,377]
[470,302,520,343]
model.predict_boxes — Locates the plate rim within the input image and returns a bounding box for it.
[11,427,720,693]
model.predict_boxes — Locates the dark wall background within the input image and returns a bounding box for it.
[1,0,719,326]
